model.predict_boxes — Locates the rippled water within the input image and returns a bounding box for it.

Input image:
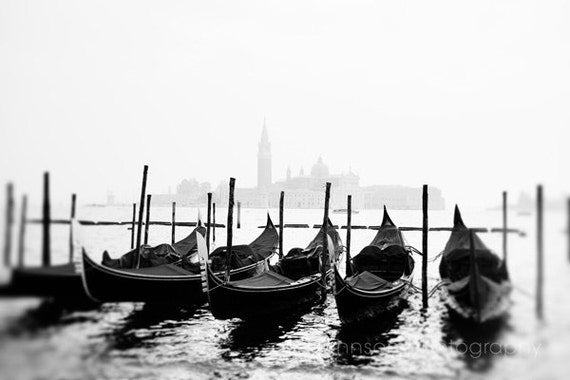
[0,205,569,379]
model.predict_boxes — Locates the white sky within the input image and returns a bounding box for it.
[0,0,568,208]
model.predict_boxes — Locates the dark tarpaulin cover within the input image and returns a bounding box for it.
[346,271,394,291]
[351,207,413,282]
[102,226,206,269]
[352,245,414,282]
[230,271,293,288]
[273,219,342,281]
[208,216,279,272]
[439,206,508,282]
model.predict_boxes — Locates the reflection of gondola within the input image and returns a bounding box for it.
[334,207,414,325]
[81,216,278,304]
[2,298,100,337]
[441,308,509,372]
[202,220,342,320]
[333,312,401,366]
[100,303,199,351]
[219,312,304,361]
[439,206,512,323]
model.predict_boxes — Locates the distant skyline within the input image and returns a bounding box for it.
[0,1,568,210]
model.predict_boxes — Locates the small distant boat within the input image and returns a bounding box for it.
[80,216,278,304]
[334,206,415,325]
[439,206,512,323]
[333,208,359,214]
[202,219,343,320]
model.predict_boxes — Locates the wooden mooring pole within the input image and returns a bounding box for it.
[422,184,429,309]
[144,194,152,245]
[213,203,216,243]
[69,193,77,262]
[17,194,27,267]
[320,182,331,301]
[3,183,14,267]
[502,191,508,266]
[225,178,235,282]
[279,191,284,258]
[237,201,241,229]
[171,202,176,245]
[130,203,136,249]
[567,197,569,263]
[42,172,51,267]
[536,185,544,320]
[346,195,352,277]
[135,165,148,249]
[207,193,212,253]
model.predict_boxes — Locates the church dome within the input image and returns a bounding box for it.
[310,156,329,177]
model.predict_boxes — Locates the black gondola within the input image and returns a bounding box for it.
[439,206,512,323]
[80,215,278,304]
[201,220,343,320]
[334,206,414,325]
[0,221,90,304]
[0,262,88,303]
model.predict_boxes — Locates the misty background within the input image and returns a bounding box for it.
[0,0,568,210]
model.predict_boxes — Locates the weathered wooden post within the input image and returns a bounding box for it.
[207,193,212,253]
[136,165,148,249]
[346,194,353,277]
[69,193,77,262]
[144,194,152,245]
[536,185,544,320]
[320,182,331,301]
[213,203,216,243]
[279,191,284,258]
[225,178,235,282]
[3,183,14,267]
[130,203,136,249]
[171,202,176,244]
[237,201,241,229]
[502,191,508,266]
[422,184,429,309]
[42,172,51,267]
[17,194,27,267]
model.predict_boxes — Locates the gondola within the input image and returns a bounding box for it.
[80,215,278,304]
[201,219,343,320]
[439,206,512,323]
[0,221,90,304]
[0,262,88,303]
[334,206,415,325]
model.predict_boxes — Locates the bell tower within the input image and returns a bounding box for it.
[257,120,272,189]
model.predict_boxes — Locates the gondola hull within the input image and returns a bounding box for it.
[0,264,90,303]
[441,274,512,323]
[81,251,269,304]
[334,268,410,325]
[206,267,325,320]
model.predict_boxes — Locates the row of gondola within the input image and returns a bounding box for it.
[0,199,512,325]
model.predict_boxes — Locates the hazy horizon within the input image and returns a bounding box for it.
[1,1,568,209]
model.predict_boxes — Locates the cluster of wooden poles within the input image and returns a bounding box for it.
[1,165,564,321]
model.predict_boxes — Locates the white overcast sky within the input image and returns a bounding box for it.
[0,0,568,208]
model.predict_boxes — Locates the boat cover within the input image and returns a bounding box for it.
[273,219,342,280]
[353,245,413,282]
[439,206,508,282]
[102,226,206,269]
[116,263,195,276]
[229,271,293,288]
[207,216,279,272]
[346,271,394,291]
